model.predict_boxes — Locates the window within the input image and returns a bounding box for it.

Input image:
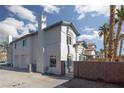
[67,34,72,45]
[14,43,17,49]
[79,54,82,61]
[50,56,56,67]
[22,39,27,47]
[67,56,72,66]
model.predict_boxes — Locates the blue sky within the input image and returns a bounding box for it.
[0,5,112,50]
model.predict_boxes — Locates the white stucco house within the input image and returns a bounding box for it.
[84,43,96,60]
[8,15,86,75]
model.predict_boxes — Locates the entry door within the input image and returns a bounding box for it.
[66,56,73,73]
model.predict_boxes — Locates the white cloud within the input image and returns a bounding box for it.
[0,17,37,37]
[83,26,95,33]
[78,27,103,41]
[1,17,24,29]
[41,5,60,14]
[5,5,36,22]
[75,5,109,20]
[0,18,24,36]
[1,5,38,38]
[19,23,37,36]
[0,23,17,36]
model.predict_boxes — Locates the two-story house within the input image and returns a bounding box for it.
[8,15,83,75]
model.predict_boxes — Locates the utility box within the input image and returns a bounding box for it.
[28,64,32,73]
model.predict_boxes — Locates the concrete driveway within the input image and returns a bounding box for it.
[0,66,72,88]
[1,65,123,88]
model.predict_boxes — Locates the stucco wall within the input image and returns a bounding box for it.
[45,26,61,74]
[61,26,76,61]
[31,34,38,64]
[74,61,124,84]
[12,36,33,69]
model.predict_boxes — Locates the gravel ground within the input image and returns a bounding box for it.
[61,78,124,88]
[0,66,71,88]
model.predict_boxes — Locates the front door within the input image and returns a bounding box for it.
[66,56,73,73]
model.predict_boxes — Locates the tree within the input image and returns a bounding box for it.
[0,41,9,50]
[99,23,109,58]
[82,41,87,48]
[114,6,124,58]
[108,5,116,61]
[100,48,105,54]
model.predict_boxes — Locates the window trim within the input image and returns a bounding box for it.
[67,34,72,45]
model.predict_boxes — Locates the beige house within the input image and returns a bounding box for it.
[0,49,7,62]
[8,15,86,75]
[84,43,96,60]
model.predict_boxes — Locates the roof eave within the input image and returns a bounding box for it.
[43,20,80,36]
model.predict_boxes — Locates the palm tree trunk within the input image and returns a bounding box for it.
[114,18,123,58]
[119,39,123,56]
[108,5,116,61]
[104,34,107,58]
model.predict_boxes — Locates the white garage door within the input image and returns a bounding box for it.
[14,55,19,67]
[20,55,28,68]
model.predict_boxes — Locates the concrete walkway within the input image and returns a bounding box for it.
[0,66,72,88]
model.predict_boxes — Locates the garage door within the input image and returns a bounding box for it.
[20,55,28,69]
[14,55,19,67]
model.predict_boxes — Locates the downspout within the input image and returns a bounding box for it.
[67,26,70,72]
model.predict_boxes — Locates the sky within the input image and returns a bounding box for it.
[0,5,116,51]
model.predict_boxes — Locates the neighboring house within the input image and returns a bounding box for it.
[0,49,7,62]
[73,42,86,61]
[8,15,84,75]
[84,43,96,60]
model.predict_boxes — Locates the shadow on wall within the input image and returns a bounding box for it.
[0,65,28,73]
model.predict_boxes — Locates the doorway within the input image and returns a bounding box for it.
[65,55,73,73]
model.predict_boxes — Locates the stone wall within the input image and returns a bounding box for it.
[74,61,124,84]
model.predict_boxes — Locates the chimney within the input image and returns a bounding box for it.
[40,14,47,30]
[8,35,13,43]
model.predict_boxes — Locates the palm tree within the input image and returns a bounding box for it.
[114,6,124,58]
[99,23,109,58]
[100,48,104,54]
[108,5,116,61]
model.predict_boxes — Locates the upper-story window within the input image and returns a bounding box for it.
[67,34,72,45]
[22,39,27,47]
[14,43,17,49]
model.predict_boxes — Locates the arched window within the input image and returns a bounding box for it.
[67,34,72,45]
